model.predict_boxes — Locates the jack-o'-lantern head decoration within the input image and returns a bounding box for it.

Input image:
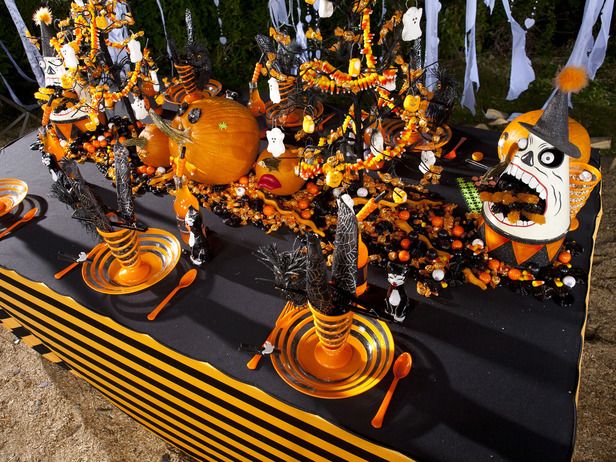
[482,67,589,263]
[255,147,306,196]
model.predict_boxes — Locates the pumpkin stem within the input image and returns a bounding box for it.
[148,109,193,146]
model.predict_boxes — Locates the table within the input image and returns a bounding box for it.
[0,129,602,462]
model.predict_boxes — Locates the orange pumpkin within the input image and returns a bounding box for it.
[498,110,591,164]
[168,98,260,185]
[255,147,306,196]
[137,124,171,168]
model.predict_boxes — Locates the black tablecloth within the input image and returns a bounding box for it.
[0,128,601,462]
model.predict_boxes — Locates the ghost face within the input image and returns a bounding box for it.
[402,7,423,42]
[41,57,66,87]
[266,127,286,157]
[131,97,148,120]
[483,133,570,243]
[268,77,281,104]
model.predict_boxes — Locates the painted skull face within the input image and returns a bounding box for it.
[483,133,570,243]
[40,57,66,87]
[402,7,423,42]
[266,127,286,157]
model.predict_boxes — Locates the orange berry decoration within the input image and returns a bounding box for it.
[400,238,411,249]
[298,199,311,210]
[452,225,465,237]
[398,210,411,221]
[558,251,572,264]
[431,216,444,228]
[479,272,492,284]
[398,250,410,262]
[262,205,276,217]
[488,259,501,271]
[451,239,463,250]
[508,268,522,281]
[238,176,249,186]
[306,182,319,195]
[300,209,312,219]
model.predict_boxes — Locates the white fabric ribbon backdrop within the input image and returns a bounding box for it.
[461,0,479,114]
[424,0,442,89]
[3,0,45,87]
[501,0,535,100]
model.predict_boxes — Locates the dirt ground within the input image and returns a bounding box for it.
[0,161,614,462]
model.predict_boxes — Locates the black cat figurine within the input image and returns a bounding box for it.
[185,205,210,266]
[385,262,411,323]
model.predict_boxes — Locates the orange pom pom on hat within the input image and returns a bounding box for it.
[519,66,589,159]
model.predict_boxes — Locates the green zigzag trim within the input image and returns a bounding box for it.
[457,177,483,213]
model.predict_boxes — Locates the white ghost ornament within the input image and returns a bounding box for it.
[131,97,148,120]
[127,39,143,63]
[266,127,286,158]
[150,70,160,92]
[419,150,436,174]
[402,7,423,42]
[268,77,281,104]
[370,130,384,157]
[60,44,79,69]
[319,0,334,18]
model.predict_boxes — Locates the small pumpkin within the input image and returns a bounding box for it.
[168,97,260,185]
[255,147,305,196]
[498,110,591,164]
[137,124,171,168]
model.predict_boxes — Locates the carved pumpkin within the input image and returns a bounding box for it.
[168,98,260,185]
[137,124,171,168]
[255,147,306,196]
[497,110,591,164]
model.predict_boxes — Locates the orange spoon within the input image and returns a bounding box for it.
[0,208,38,239]
[147,269,198,321]
[54,247,99,280]
[444,137,467,160]
[371,352,413,429]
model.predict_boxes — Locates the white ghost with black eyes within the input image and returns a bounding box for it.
[266,127,286,157]
[402,7,423,42]
[131,97,148,120]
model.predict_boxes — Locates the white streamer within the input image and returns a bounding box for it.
[0,40,36,83]
[424,0,441,89]
[461,0,479,114]
[501,0,535,100]
[154,0,173,63]
[484,0,496,13]
[0,72,37,110]
[3,0,44,87]
[269,0,290,28]
[587,0,614,79]
[566,0,603,67]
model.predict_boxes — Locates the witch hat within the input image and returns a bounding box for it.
[519,66,589,159]
[33,7,55,58]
